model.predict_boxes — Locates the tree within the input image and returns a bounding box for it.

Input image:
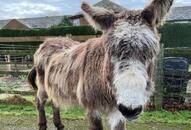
[55,16,73,27]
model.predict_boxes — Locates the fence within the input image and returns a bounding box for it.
[0,44,34,76]
[150,46,191,111]
[0,35,98,76]
[0,35,191,111]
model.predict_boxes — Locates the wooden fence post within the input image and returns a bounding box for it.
[5,55,11,71]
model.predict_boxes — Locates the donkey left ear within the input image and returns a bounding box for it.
[142,0,174,27]
[81,2,115,31]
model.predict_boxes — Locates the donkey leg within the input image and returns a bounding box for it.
[108,109,126,130]
[87,110,103,130]
[36,81,48,130]
[36,96,47,130]
[52,102,64,130]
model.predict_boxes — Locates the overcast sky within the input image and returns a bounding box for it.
[0,0,190,20]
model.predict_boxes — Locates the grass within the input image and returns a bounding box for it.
[1,100,191,124]
[0,103,85,120]
[0,95,85,119]
[138,110,191,124]
[0,76,26,91]
[1,79,191,125]
[1,95,191,124]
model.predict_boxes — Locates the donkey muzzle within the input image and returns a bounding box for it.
[117,104,142,120]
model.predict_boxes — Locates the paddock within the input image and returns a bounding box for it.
[0,24,191,130]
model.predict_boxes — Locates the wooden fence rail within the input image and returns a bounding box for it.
[0,35,98,43]
[0,35,97,76]
[0,61,32,65]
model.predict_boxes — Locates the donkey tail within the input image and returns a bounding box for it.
[27,67,38,90]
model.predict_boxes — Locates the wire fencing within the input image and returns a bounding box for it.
[1,42,191,111]
[0,43,36,76]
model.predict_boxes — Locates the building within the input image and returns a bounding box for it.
[2,19,30,30]
[167,6,191,22]
[0,16,64,29]
[70,0,126,26]
[70,1,191,26]
[0,0,191,30]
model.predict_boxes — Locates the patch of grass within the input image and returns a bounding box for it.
[0,78,23,91]
[23,95,35,102]
[1,103,191,124]
[138,110,191,124]
[0,104,37,116]
[0,95,85,119]
[0,103,85,120]
[61,107,85,120]
[1,95,191,124]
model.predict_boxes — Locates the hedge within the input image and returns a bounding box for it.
[160,23,191,48]
[0,23,191,48]
[0,26,102,37]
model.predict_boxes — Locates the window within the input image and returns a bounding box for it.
[73,19,80,26]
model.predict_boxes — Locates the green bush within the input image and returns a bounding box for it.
[52,16,73,27]
[0,26,102,37]
[160,23,191,48]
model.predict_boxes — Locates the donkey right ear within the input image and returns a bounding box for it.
[81,2,115,31]
[142,0,174,27]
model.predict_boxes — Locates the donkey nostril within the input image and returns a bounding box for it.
[117,104,143,119]
[134,106,142,115]
[118,104,129,114]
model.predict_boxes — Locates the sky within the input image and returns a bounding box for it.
[0,0,190,20]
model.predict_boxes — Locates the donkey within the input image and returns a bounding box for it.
[28,0,174,130]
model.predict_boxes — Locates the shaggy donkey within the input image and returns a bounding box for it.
[28,0,173,130]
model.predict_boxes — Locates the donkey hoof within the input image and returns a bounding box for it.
[57,124,64,130]
[57,128,64,130]
[39,125,47,130]
[57,127,64,130]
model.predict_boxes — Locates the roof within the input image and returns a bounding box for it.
[167,6,191,21]
[70,0,126,19]
[0,20,9,29]
[2,19,29,29]
[94,0,125,13]
[1,5,191,29]
[0,16,64,29]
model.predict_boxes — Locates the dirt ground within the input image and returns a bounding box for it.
[0,115,191,130]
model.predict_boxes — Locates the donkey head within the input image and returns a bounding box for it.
[82,0,173,120]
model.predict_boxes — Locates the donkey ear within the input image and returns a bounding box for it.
[81,2,115,31]
[142,0,174,27]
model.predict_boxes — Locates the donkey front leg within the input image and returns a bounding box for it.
[87,110,103,130]
[108,109,126,130]
[52,102,64,130]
